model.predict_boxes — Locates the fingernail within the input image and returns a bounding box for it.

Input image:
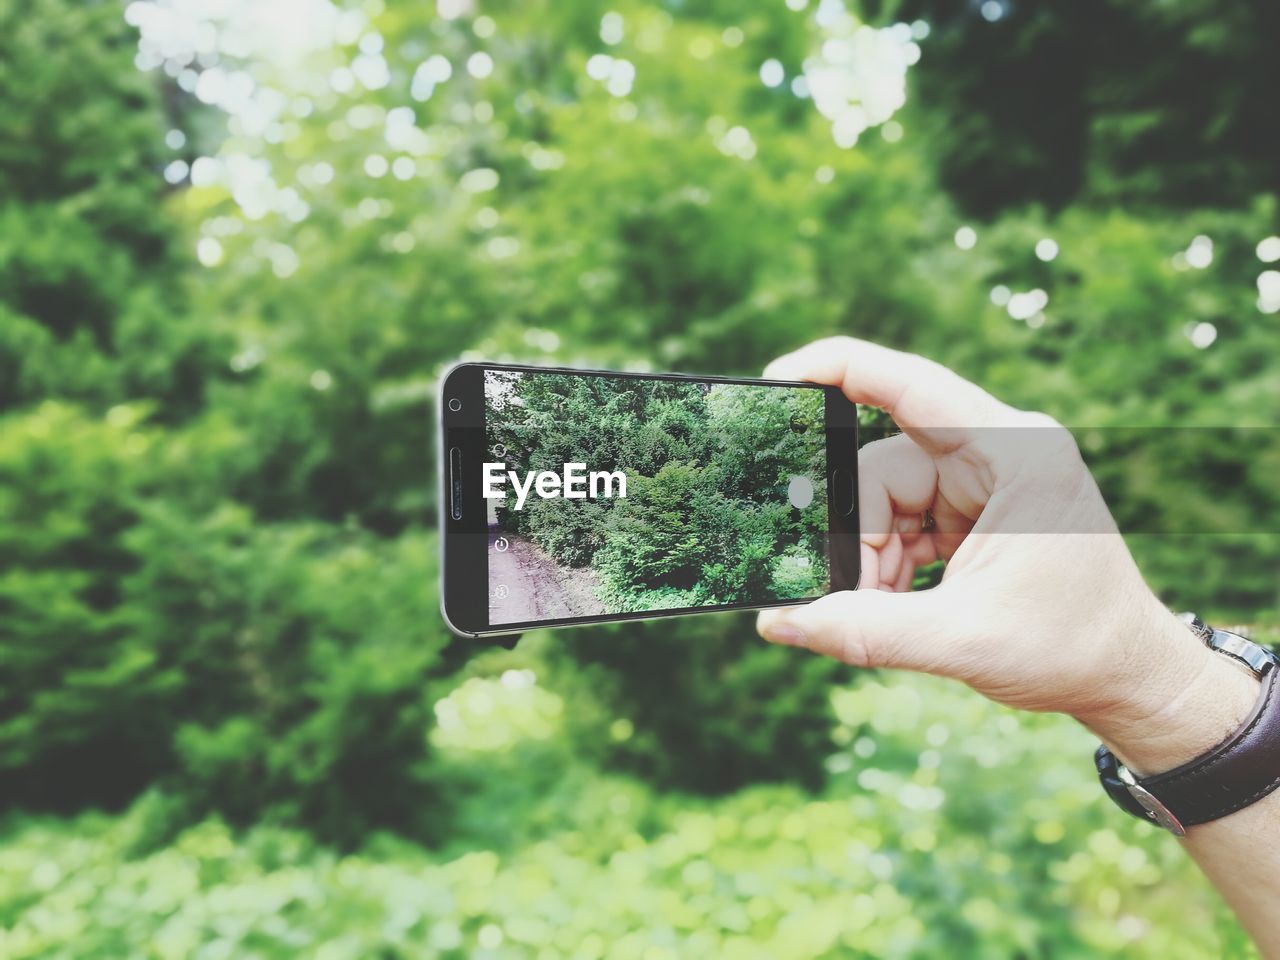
[760,618,806,647]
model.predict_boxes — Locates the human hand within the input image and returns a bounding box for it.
[757,337,1256,773]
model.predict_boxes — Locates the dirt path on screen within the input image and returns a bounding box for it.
[488,524,609,625]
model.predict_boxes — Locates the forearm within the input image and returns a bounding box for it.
[1080,609,1280,955]
[1185,794,1280,957]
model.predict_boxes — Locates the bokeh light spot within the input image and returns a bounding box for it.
[1188,321,1217,349]
[600,11,624,46]
[196,237,223,267]
[467,51,493,79]
[1184,235,1213,269]
[1256,236,1280,263]
[1035,238,1059,261]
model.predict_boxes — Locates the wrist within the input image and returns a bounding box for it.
[1076,607,1261,776]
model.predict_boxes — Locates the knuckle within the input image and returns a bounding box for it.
[813,335,860,360]
[811,593,878,668]
[1020,410,1067,434]
[838,624,876,669]
[859,434,907,468]
[1011,411,1086,473]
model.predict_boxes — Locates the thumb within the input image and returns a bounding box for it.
[756,588,955,674]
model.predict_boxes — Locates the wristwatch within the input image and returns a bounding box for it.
[1095,614,1280,837]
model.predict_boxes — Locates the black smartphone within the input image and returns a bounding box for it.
[439,362,859,638]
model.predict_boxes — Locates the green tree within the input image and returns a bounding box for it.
[0,0,227,415]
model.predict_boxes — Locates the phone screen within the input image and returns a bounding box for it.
[441,364,858,636]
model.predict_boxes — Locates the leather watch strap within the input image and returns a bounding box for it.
[1138,666,1280,826]
[1097,665,1280,832]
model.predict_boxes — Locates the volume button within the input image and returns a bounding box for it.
[449,447,463,520]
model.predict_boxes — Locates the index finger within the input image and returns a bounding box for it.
[764,337,1014,453]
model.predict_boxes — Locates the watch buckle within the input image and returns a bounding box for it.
[1118,765,1187,837]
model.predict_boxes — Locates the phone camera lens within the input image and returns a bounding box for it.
[448,398,462,412]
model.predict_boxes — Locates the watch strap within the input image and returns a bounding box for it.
[1096,660,1280,833]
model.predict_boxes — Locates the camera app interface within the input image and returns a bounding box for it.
[484,370,830,626]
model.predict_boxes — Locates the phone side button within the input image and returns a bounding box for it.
[831,468,855,516]
[449,447,463,520]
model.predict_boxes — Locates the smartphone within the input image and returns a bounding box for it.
[439,362,859,637]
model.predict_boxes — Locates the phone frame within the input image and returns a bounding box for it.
[439,361,860,638]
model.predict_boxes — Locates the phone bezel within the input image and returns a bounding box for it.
[439,361,860,638]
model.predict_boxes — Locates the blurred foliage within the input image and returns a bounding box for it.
[0,402,461,844]
[0,0,1276,954]
[552,615,850,794]
[0,0,229,415]
[898,0,1280,214]
[0,674,1244,958]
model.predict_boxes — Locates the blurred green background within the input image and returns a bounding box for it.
[1,0,1278,956]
